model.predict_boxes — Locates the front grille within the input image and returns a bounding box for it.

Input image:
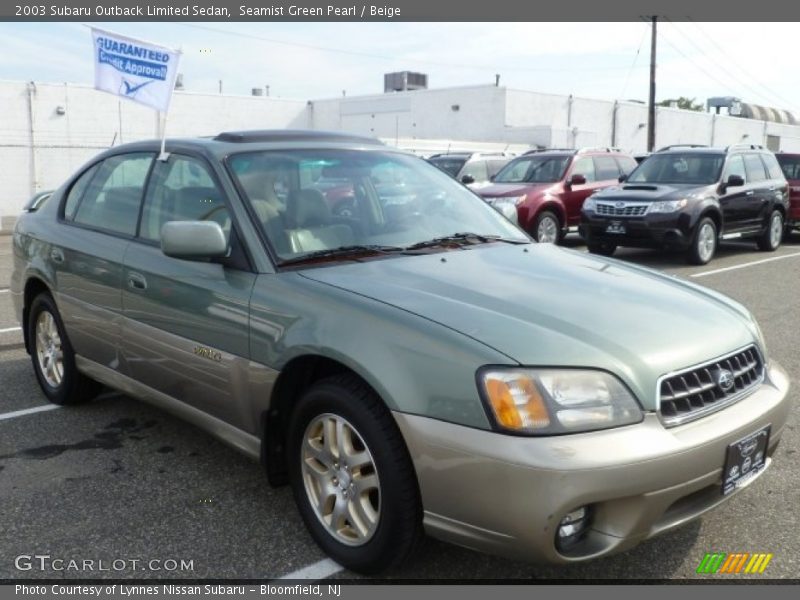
[595,202,649,217]
[658,346,764,426]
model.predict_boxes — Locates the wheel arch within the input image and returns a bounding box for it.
[529,200,567,235]
[22,276,52,354]
[261,354,385,487]
[697,207,722,234]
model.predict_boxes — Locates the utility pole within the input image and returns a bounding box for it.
[647,16,657,152]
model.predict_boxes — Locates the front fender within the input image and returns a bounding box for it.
[248,272,517,431]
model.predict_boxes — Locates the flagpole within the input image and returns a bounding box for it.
[158,111,169,161]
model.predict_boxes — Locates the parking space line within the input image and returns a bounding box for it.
[276,558,343,581]
[0,404,60,422]
[690,251,800,278]
[0,327,21,334]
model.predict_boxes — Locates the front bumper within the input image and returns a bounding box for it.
[580,211,691,249]
[394,362,790,564]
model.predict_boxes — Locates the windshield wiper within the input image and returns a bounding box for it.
[279,244,406,266]
[403,232,528,251]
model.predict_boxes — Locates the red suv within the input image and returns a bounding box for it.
[478,148,638,243]
[775,152,800,236]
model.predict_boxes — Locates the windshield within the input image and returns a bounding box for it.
[228,150,527,264]
[493,155,570,184]
[627,153,724,185]
[776,154,800,180]
[428,156,467,177]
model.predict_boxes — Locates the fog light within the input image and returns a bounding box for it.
[556,506,590,551]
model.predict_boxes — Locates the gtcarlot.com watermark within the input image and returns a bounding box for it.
[14,554,194,573]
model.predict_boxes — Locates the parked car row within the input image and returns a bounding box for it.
[449,143,794,265]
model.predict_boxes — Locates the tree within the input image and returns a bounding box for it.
[659,97,704,111]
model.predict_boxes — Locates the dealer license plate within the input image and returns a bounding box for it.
[605,221,626,234]
[722,425,770,495]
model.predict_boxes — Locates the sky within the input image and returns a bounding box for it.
[1,21,798,112]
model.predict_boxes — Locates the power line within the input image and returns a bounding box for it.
[657,28,774,109]
[176,22,649,75]
[682,19,798,111]
[619,22,649,99]
[665,19,796,111]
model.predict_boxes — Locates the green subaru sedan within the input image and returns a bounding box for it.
[10,130,790,573]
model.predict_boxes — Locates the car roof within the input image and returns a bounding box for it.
[93,129,393,162]
[655,144,773,156]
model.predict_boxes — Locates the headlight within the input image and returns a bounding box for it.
[499,194,527,206]
[583,197,597,212]
[479,368,643,435]
[648,199,688,213]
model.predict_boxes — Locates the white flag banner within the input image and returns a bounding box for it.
[91,27,181,113]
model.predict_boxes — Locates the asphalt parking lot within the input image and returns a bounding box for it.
[1,234,798,581]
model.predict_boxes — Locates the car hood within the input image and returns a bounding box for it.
[477,182,552,198]
[300,244,757,410]
[593,182,709,202]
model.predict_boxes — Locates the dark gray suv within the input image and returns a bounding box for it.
[581,144,789,264]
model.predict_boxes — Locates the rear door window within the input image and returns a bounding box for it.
[743,154,768,182]
[72,153,154,236]
[776,154,800,179]
[63,163,101,221]
[761,153,785,181]
[593,156,620,180]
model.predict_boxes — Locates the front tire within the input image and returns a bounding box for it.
[287,374,422,574]
[533,210,562,244]
[587,239,617,257]
[28,293,101,405]
[688,217,717,265]
[757,210,783,251]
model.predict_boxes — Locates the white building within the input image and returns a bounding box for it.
[3,79,800,232]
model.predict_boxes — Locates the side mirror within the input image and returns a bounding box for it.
[726,174,745,188]
[569,173,587,186]
[461,174,476,185]
[618,174,628,183]
[489,174,496,182]
[161,221,228,260]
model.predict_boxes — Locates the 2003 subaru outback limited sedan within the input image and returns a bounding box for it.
[10,131,790,573]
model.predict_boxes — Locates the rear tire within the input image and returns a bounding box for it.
[757,210,783,252]
[587,239,617,257]
[28,293,101,405]
[687,217,717,265]
[287,374,422,574]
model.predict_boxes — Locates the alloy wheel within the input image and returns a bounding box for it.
[698,222,716,263]
[301,413,381,546]
[35,310,64,388]
[537,215,559,243]
[770,213,783,248]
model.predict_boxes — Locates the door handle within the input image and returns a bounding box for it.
[50,248,65,264]
[745,191,754,196]
[127,272,148,291]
